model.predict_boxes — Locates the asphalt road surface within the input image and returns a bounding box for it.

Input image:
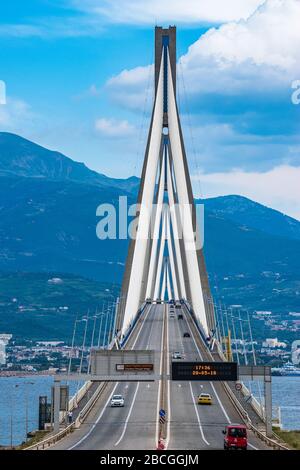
[51,303,269,450]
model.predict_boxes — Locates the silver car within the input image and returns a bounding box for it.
[110,394,125,407]
[172,351,183,359]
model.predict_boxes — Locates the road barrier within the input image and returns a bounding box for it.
[24,304,151,451]
[75,382,108,427]
[158,305,168,444]
[24,423,76,450]
[184,305,290,450]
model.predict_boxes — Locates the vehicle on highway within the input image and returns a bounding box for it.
[145,298,152,304]
[178,313,183,319]
[175,302,181,309]
[198,393,212,405]
[110,394,125,407]
[222,424,248,450]
[169,299,174,304]
[169,311,175,318]
[156,298,162,304]
[183,332,190,338]
[172,351,183,359]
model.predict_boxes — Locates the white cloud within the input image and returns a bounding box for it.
[179,0,300,96]
[107,64,154,110]
[95,117,135,137]
[73,84,102,101]
[72,0,265,24]
[0,0,265,39]
[0,97,35,129]
[0,16,105,39]
[107,0,300,102]
[108,65,153,88]
[193,165,300,220]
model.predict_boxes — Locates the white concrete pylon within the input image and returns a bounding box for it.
[121,51,164,335]
[119,29,213,338]
[167,50,208,334]
[166,150,187,300]
[160,259,167,301]
[166,260,172,300]
[166,207,179,300]
[145,150,165,299]
[153,206,167,300]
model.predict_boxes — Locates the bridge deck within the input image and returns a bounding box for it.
[50,304,270,450]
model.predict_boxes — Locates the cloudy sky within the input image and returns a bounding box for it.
[0,0,300,219]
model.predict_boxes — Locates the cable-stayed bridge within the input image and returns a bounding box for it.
[28,26,285,452]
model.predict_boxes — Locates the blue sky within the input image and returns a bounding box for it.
[0,0,300,219]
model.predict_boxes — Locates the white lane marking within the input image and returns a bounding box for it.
[184,314,202,359]
[189,381,210,446]
[114,305,156,447]
[165,308,171,449]
[68,382,118,450]
[155,305,165,446]
[145,307,155,350]
[131,304,152,350]
[185,313,231,422]
[165,376,171,449]
[180,316,210,446]
[113,304,158,448]
[210,382,231,424]
[248,442,258,450]
[114,382,140,447]
[68,305,153,450]
[166,308,170,376]
[185,310,259,451]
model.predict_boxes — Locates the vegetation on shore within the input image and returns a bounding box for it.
[274,428,300,450]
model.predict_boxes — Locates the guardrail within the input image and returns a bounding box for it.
[75,382,108,427]
[223,381,289,450]
[24,303,150,451]
[24,382,108,450]
[68,380,93,413]
[184,305,290,450]
[24,423,76,450]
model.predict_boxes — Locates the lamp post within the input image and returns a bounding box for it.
[24,381,34,441]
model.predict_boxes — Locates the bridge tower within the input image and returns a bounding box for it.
[117,26,215,339]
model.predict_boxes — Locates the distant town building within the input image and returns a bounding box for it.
[47,277,63,284]
[0,334,12,365]
[262,338,287,348]
[256,311,272,316]
[291,340,300,365]
[37,341,64,347]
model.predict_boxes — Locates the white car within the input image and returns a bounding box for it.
[110,394,125,407]
[172,351,183,359]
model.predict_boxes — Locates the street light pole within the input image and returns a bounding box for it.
[68,315,79,376]
[24,381,34,441]
[88,311,99,374]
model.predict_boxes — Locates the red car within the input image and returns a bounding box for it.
[222,424,248,450]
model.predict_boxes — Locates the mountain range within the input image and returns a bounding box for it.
[0,131,300,318]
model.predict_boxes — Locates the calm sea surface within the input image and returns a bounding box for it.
[0,375,299,446]
[0,376,82,447]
